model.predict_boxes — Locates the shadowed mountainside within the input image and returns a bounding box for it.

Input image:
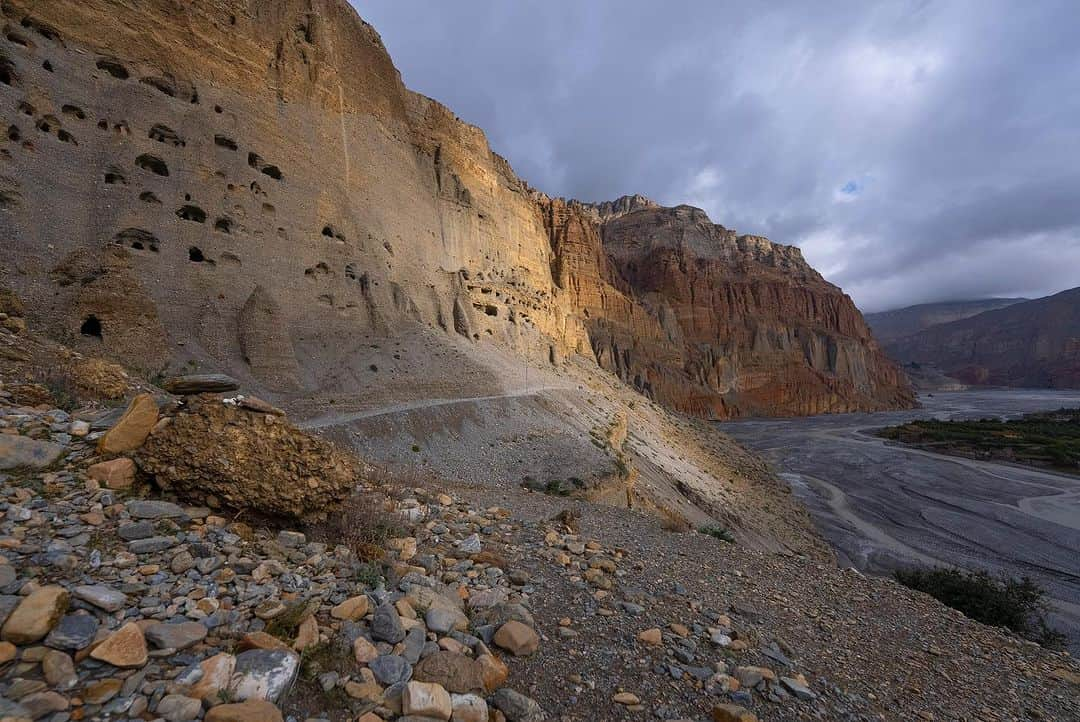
[866,297,1028,343]
[885,287,1080,388]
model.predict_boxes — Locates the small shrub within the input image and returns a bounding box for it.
[411,444,420,453]
[895,566,1065,648]
[659,513,692,533]
[355,561,384,589]
[34,368,79,410]
[306,492,404,562]
[699,525,735,543]
[264,599,318,640]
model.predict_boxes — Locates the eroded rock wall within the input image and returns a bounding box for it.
[0,0,585,397]
[0,0,910,417]
[537,198,914,417]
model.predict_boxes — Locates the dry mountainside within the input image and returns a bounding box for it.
[0,318,1077,722]
[884,287,1080,389]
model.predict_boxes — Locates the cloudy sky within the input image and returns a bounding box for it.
[357,1,1080,312]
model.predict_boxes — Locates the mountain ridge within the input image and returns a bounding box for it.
[885,287,1080,388]
[866,297,1029,342]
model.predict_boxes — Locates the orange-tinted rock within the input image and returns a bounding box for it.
[492,620,538,656]
[1,586,69,644]
[87,457,136,489]
[476,653,508,692]
[238,632,290,652]
[89,622,147,668]
[98,394,158,454]
[713,704,759,722]
[537,197,914,418]
[205,700,284,722]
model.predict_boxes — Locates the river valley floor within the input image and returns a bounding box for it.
[721,389,1080,654]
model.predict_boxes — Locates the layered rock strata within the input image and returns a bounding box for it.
[0,0,910,418]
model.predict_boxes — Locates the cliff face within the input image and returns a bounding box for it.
[0,0,911,418]
[538,197,914,417]
[885,287,1080,388]
[0,0,586,389]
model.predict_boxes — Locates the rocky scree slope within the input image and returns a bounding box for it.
[0,331,1077,722]
[885,286,1080,388]
[0,0,909,420]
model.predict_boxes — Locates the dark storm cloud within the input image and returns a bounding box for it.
[355,0,1080,312]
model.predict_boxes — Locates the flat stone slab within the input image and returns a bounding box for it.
[0,435,64,470]
[162,374,240,395]
[126,500,187,520]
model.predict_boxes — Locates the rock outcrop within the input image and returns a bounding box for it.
[0,0,910,419]
[538,197,913,417]
[885,286,1080,388]
[136,394,360,519]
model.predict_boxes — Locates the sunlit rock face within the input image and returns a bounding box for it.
[1,0,911,417]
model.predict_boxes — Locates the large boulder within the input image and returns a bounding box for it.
[136,395,359,520]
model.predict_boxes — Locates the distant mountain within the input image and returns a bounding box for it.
[866,298,1028,342]
[884,287,1080,388]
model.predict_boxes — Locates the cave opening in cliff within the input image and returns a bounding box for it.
[176,205,207,223]
[80,315,102,338]
[188,246,205,263]
[96,57,129,79]
[135,154,168,176]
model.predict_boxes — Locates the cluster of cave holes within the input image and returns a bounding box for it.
[97,119,129,135]
[15,101,76,145]
[148,124,184,147]
[214,134,237,151]
[214,217,232,234]
[93,55,199,103]
[18,17,62,44]
[115,228,159,252]
[247,152,282,180]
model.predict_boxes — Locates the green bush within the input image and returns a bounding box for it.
[698,525,735,543]
[895,566,1064,648]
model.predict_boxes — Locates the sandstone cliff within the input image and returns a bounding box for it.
[0,0,910,420]
[538,196,914,417]
[885,287,1080,388]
